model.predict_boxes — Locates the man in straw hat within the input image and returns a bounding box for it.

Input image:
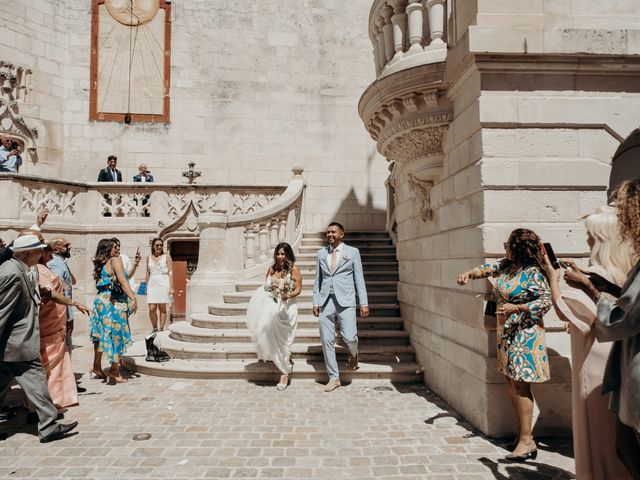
[0,234,78,442]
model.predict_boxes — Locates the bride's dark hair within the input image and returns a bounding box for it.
[272,242,296,273]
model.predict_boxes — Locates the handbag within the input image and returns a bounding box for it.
[110,277,125,297]
[137,281,147,296]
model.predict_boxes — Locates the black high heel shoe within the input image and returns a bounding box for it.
[505,443,538,462]
[145,336,157,362]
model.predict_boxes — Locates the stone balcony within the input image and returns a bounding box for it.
[369,0,448,79]
[361,0,452,225]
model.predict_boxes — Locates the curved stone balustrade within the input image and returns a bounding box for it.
[0,173,287,231]
[184,167,306,316]
[369,0,447,79]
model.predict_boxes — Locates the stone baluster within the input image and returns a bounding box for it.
[406,0,424,54]
[244,226,257,268]
[258,225,269,262]
[389,0,408,64]
[371,27,381,74]
[426,0,446,48]
[374,17,387,73]
[381,5,394,63]
[269,221,279,248]
[278,218,287,242]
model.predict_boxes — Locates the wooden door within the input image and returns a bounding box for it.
[169,240,199,322]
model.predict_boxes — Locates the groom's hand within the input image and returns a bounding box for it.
[312,306,320,317]
[360,306,369,318]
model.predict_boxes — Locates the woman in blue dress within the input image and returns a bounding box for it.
[457,228,551,461]
[89,238,137,384]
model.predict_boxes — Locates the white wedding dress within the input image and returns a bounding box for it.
[246,273,298,374]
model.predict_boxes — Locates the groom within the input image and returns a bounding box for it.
[312,222,369,392]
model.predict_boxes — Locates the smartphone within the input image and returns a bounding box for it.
[542,242,564,269]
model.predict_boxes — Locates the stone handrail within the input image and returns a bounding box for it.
[369,0,447,78]
[0,173,288,232]
[185,167,306,316]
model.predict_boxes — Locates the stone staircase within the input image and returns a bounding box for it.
[122,231,422,383]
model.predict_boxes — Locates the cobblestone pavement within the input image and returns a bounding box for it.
[1,323,576,480]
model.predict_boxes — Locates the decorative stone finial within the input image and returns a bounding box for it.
[291,166,304,177]
[182,162,202,184]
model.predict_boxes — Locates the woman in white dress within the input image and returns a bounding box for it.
[246,242,302,390]
[145,237,174,331]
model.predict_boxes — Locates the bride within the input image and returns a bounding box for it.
[246,242,302,390]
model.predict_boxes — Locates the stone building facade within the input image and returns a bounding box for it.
[2,0,640,437]
[359,0,640,435]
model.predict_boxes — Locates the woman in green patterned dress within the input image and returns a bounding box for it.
[457,228,551,461]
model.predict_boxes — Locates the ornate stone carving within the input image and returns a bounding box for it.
[167,192,222,219]
[380,124,448,163]
[232,193,278,216]
[407,173,434,221]
[21,186,77,215]
[100,192,149,217]
[0,61,38,159]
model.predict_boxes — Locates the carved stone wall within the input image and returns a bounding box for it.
[0,0,389,231]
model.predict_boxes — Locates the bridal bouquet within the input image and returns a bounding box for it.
[265,276,296,303]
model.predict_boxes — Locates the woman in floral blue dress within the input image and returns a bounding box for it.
[457,228,551,461]
[89,238,137,384]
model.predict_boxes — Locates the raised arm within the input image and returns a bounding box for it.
[457,260,505,285]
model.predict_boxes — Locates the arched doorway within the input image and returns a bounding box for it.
[168,240,199,322]
[609,128,640,199]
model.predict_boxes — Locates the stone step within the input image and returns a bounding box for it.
[208,302,401,317]
[295,254,397,263]
[303,231,390,239]
[301,240,393,248]
[222,290,398,304]
[190,313,404,330]
[122,343,421,382]
[299,245,396,255]
[295,260,398,271]
[139,332,417,362]
[235,280,398,293]
[299,270,399,281]
[168,322,410,345]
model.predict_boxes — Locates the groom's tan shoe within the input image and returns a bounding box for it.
[323,379,341,392]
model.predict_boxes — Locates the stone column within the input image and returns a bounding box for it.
[426,0,446,48]
[375,17,388,73]
[371,27,381,75]
[406,0,424,54]
[185,192,240,318]
[381,5,395,63]
[389,0,408,64]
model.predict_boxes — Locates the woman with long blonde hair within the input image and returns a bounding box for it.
[563,179,640,478]
[542,206,635,479]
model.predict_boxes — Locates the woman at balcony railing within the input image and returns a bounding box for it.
[246,243,302,390]
[88,238,137,384]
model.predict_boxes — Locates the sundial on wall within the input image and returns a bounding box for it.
[90,0,171,123]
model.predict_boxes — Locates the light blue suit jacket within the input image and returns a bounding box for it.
[313,244,368,308]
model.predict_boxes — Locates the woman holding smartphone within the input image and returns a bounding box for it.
[562,180,640,478]
[457,228,551,461]
[542,206,634,479]
[146,237,173,332]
